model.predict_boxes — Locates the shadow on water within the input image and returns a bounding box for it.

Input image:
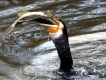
[0,0,106,80]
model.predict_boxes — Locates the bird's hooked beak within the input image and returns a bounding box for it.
[36,16,64,34]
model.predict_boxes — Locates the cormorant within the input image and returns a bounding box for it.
[3,10,74,73]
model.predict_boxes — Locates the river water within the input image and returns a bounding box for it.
[0,0,106,80]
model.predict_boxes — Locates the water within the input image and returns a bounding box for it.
[0,0,106,80]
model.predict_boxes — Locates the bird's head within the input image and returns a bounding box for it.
[34,15,65,39]
[30,10,66,39]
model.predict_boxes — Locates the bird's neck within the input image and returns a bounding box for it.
[53,30,73,72]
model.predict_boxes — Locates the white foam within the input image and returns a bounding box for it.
[69,32,106,43]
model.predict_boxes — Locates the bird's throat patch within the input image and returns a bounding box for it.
[45,25,60,33]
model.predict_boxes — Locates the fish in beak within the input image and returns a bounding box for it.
[3,10,64,39]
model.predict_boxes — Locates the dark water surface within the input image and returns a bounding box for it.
[0,0,106,80]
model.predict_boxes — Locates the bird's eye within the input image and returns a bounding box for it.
[57,17,61,21]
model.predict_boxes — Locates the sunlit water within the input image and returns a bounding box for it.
[0,0,106,80]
